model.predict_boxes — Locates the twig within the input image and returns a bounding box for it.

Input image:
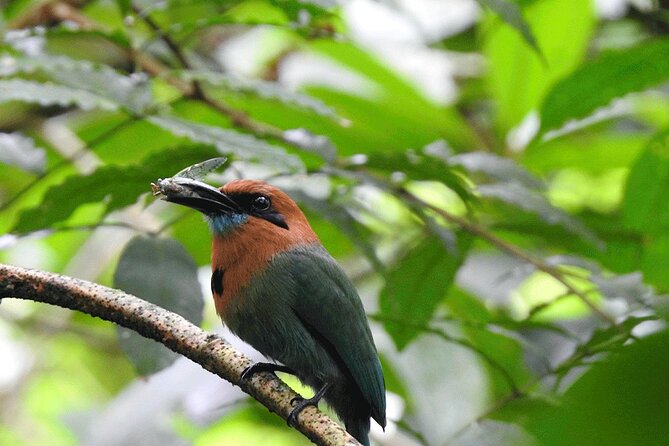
[370,314,521,396]
[399,190,618,327]
[0,264,359,446]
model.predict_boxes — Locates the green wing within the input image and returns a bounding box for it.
[286,246,386,426]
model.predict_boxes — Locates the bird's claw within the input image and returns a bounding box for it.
[286,383,332,427]
[240,362,296,382]
[287,396,312,427]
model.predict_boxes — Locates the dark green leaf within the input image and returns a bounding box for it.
[540,39,669,132]
[477,0,540,54]
[380,235,471,349]
[448,151,543,190]
[622,128,669,234]
[12,145,218,234]
[552,316,656,379]
[524,329,669,446]
[114,236,204,375]
[363,151,473,203]
[478,182,600,245]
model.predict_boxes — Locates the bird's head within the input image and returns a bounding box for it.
[154,177,315,239]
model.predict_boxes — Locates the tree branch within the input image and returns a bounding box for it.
[0,263,359,446]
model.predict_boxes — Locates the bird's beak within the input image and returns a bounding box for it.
[151,177,240,215]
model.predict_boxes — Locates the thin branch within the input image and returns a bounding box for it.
[370,314,521,396]
[399,190,618,327]
[0,264,359,446]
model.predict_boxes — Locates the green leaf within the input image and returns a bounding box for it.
[363,151,473,203]
[484,0,595,132]
[0,79,118,111]
[147,116,304,173]
[0,132,46,173]
[114,236,203,375]
[524,329,669,446]
[622,128,669,234]
[447,151,543,190]
[477,182,600,245]
[380,235,470,350]
[477,0,540,54]
[540,39,669,133]
[12,145,218,234]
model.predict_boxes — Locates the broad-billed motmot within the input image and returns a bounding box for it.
[153,176,386,445]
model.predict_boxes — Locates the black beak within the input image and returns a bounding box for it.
[151,177,240,215]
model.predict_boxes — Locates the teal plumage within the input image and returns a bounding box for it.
[157,177,386,445]
[226,245,386,443]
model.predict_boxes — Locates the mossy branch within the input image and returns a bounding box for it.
[0,263,359,446]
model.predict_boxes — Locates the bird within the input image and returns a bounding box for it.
[155,176,386,445]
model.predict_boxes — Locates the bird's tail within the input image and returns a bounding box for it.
[344,416,371,446]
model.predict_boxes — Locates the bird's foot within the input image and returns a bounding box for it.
[287,383,332,427]
[240,362,296,381]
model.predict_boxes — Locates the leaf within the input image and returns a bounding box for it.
[484,0,595,132]
[380,235,471,349]
[444,150,544,190]
[12,145,218,234]
[114,236,203,375]
[477,182,600,246]
[477,0,540,54]
[0,53,154,113]
[540,39,669,133]
[283,128,337,163]
[363,150,473,203]
[622,128,669,234]
[0,132,46,173]
[177,70,343,122]
[524,330,669,446]
[147,116,304,173]
[0,79,118,111]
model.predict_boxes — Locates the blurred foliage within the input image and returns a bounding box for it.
[0,0,668,445]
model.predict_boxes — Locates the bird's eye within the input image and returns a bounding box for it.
[252,195,271,212]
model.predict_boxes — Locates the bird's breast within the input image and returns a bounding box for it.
[210,216,319,318]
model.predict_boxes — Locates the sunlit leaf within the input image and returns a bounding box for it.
[477,0,540,54]
[540,39,669,133]
[114,235,204,375]
[484,0,594,131]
